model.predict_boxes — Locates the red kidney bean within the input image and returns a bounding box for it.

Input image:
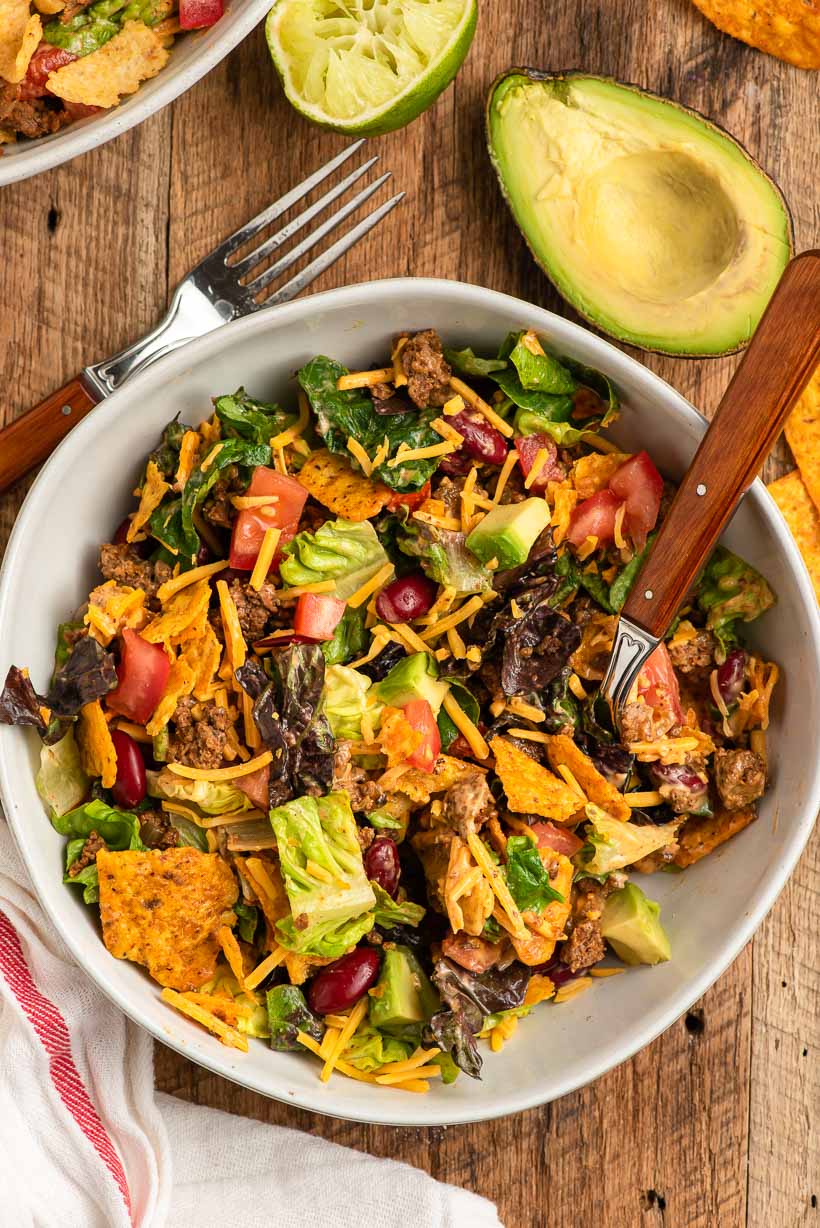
[307,948,381,1016]
[364,836,401,897]
[716,648,747,707]
[449,410,508,465]
[375,573,437,624]
[438,449,473,477]
[110,729,147,809]
[650,761,708,812]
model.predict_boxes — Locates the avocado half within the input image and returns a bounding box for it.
[486,71,794,357]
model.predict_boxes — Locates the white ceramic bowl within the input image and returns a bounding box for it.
[0,0,268,186]
[1,278,818,1125]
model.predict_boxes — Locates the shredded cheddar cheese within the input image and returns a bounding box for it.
[506,697,545,724]
[523,448,550,490]
[613,503,627,550]
[166,749,273,781]
[442,394,465,416]
[346,562,394,609]
[419,595,484,642]
[320,997,369,1082]
[156,559,228,605]
[270,392,309,448]
[161,988,247,1050]
[175,430,201,489]
[625,790,664,807]
[216,578,247,670]
[249,527,281,593]
[449,376,513,438]
[244,945,288,991]
[346,436,374,477]
[430,417,465,447]
[492,448,519,504]
[466,831,528,940]
[391,336,408,387]
[576,535,598,561]
[442,690,489,759]
[387,440,455,468]
[200,442,225,473]
[218,926,247,987]
[505,727,551,745]
[337,367,393,391]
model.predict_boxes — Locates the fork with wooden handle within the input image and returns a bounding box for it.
[0,140,402,495]
[600,249,820,726]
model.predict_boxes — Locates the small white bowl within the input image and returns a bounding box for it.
[0,0,269,186]
[1,278,818,1125]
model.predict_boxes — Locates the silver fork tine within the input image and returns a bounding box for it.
[245,172,393,295]
[209,138,368,264]
[231,154,380,279]
[257,192,405,309]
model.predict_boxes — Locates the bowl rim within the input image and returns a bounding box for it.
[0,0,270,187]
[2,276,818,1126]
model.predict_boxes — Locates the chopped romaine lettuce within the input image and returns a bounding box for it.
[577,804,680,875]
[437,681,479,750]
[266,984,324,1051]
[696,546,776,657]
[322,665,382,741]
[397,519,491,593]
[371,882,426,928]
[321,606,367,667]
[36,728,89,818]
[58,799,146,904]
[270,793,376,958]
[443,346,508,378]
[507,334,577,395]
[280,519,390,600]
[213,388,292,446]
[505,835,564,913]
[146,768,255,815]
[342,1022,414,1072]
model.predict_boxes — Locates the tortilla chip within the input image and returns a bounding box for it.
[768,469,820,603]
[378,706,423,767]
[142,579,210,646]
[47,19,169,107]
[396,754,479,805]
[0,7,42,85]
[284,952,334,985]
[127,459,170,543]
[241,856,289,934]
[175,430,202,490]
[33,0,65,12]
[145,655,195,736]
[547,733,631,821]
[784,369,820,512]
[84,581,147,646]
[296,449,391,521]
[490,737,579,823]
[77,700,118,788]
[97,847,238,990]
[674,805,756,867]
[689,0,820,68]
[185,620,223,700]
[572,452,629,499]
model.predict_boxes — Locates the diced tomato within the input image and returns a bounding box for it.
[18,45,76,100]
[402,698,440,773]
[293,592,346,641]
[566,489,623,549]
[236,765,270,810]
[229,467,307,572]
[608,451,663,549]
[529,820,585,858]
[385,481,431,513]
[106,629,170,725]
[514,434,562,493]
[637,642,684,725]
[179,0,223,27]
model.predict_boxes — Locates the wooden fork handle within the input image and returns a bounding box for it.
[623,249,820,641]
[0,376,99,495]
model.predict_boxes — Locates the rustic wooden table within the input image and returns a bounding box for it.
[2,1,817,1224]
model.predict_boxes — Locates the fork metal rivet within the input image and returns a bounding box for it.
[61,405,72,416]
[644,589,654,600]
[696,483,707,496]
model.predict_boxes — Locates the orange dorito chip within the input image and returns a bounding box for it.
[296,449,391,521]
[185,620,223,700]
[689,0,820,68]
[0,5,42,84]
[490,737,579,824]
[142,579,211,646]
[768,470,820,604]
[674,804,756,867]
[546,733,631,822]
[145,655,195,736]
[97,847,238,990]
[84,581,147,646]
[77,700,118,788]
[378,706,424,767]
[126,458,169,543]
[571,452,630,499]
[47,19,169,107]
[784,368,820,512]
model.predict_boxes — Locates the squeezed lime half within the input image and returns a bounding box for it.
[266,0,477,135]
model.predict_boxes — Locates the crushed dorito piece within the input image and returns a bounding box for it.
[84,581,147,646]
[145,655,195,736]
[141,579,210,646]
[490,737,579,823]
[48,19,169,107]
[126,459,169,543]
[296,449,391,520]
[571,451,629,499]
[674,805,756,867]
[0,2,41,84]
[395,754,480,805]
[76,700,118,788]
[689,0,820,69]
[97,847,238,990]
[547,733,631,821]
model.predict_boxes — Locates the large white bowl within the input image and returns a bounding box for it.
[0,0,268,186]
[1,278,818,1126]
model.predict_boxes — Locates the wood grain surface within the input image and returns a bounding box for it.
[1,1,818,1225]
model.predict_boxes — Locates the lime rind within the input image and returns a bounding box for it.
[266,0,477,135]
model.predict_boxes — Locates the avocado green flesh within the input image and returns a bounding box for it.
[466,498,550,569]
[487,73,793,356]
[376,652,449,715]
[369,946,438,1031]
[600,883,671,966]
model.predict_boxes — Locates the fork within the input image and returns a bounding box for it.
[0,140,403,494]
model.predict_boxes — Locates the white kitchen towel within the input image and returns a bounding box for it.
[0,819,502,1228]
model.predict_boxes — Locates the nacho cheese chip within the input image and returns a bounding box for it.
[296,449,391,521]
[142,579,211,646]
[547,732,631,821]
[784,368,820,512]
[84,581,147,646]
[77,700,118,788]
[47,19,169,107]
[571,452,630,499]
[689,0,820,69]
[768,469,820,603]
[0,7,41,84]
[97,847,238,990]
[145,654,196,736]
[127,459,170,543]
[490,736,579,823]
[186,620,223,700]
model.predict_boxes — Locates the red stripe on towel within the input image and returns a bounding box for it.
[0,910,132,1220]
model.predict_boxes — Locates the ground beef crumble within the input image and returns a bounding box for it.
[561,875,624,973]
[138,809,181,850]
[400,329,452,409]
[441,772,497,840]
[713,748,766,810]
[668,630,716,674]
[98,543,173,599]
[226,579,282,641]
[168,697,228,770]
[332,741,385,813]
[67,831,106,877]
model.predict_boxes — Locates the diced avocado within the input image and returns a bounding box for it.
[486,72,792,357]
[600,882,671,966]
[376,652,449,716]
[369,945,439,1032]
[466,497,550,569]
